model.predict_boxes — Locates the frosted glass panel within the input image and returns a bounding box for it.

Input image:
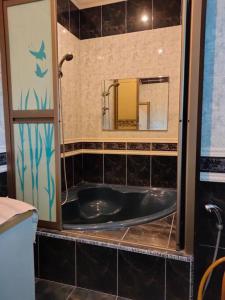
[14,123,56,222]
[7,0,54,110]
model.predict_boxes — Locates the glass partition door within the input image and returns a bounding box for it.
[2,0,61,228]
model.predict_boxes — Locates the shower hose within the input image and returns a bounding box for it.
[198,257,225,300]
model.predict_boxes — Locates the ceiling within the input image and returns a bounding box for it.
[71,0,124,9]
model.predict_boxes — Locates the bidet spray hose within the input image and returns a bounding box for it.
[198,257,225,300]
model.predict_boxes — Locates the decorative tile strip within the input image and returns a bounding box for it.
[152,143,177,151]
[0,152,7,166]
[127,143,151,151]
[73,142,83,150]
[61,143,74,153]
[104,142,126,150]
[200,157,225,173]
[82,142,103,150]
[37,230,193,262]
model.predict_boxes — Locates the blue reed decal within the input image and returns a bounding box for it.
[34,124,43,209]
[44,122,55,220]
[27,123,35,204]
[16,91,29,200]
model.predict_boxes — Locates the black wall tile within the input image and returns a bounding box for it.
[200,157,225,173]
[57,0,69,31]
[127,0,153,33]
[83,154,103,183]
[102,2,126,36]
[0,172,7,197]
[153,0,181,29]
[104,154,126,185]
[58,0,182,40]
[127,155,150,186]
[151,156,177,188]
[166,259,190,300]
[118,250,165,300]
[80,6,102,39]
[61,156,74,191]
[74,154,83,185]
[70,1,80,38]
[77,243,117,295]
[0,152,7,166]
[39,236,75,285]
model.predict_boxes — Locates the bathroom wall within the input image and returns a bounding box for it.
[58,0,182,143]
[58,0,181,192]
[79,26,181,140]
[195,0,225,299]
[61,142,177,191]
[57,23,82,141]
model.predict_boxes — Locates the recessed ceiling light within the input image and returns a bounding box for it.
[141,14,149,23]
[158,48,164,55]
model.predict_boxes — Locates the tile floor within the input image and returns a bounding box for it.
[36,279,130,300]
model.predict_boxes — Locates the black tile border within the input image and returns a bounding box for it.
[104,142,126,150]
[152,143,177,151]
[61,142,178,153]
[200,156,225,173]
[127,142,151,151]
[58,0,182,40]
[82,142,103,150]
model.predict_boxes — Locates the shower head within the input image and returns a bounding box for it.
[107,82,120,93]
[58,53,74,77]
[205,204,223,229]
[102,82,120,97]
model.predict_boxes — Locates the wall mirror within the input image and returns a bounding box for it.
[102,77,169,131]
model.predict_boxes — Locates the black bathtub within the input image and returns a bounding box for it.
[62,184,176,230]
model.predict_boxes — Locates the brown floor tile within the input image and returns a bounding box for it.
[122,223,171,249]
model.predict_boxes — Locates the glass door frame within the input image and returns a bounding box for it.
[0,0,62,230]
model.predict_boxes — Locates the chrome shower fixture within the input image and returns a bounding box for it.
[58,53,74,78]
[205,204,223,229]
[102,82,120,97]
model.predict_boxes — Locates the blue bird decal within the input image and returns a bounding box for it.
[29,40,46,60]
[35,64,48,78]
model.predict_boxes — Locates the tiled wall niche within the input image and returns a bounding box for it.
[58,0,182,40]
[61,142,177,190]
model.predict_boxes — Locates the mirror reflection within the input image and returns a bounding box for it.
[102,77,169,131]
